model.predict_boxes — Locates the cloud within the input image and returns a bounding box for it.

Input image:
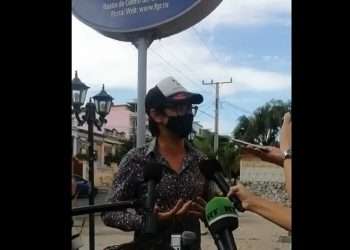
[229,68,290,95]
[71,1,291,136]
[72,16,138,89]
[151,31,291,96]
[198,117,239,136]
[72,15,290,100]
[197,0,291,30]
[72,0,292,109]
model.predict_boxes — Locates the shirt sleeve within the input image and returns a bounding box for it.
[101,150,144,231]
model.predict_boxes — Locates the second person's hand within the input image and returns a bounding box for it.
[242,145,284,167]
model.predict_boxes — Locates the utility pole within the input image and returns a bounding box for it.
[202,78,232,159]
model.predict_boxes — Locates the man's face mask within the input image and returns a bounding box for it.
[165,113,194,138]
[161,103,197,138]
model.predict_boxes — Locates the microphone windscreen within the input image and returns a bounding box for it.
[181,231,197,246]
[143,163,163,183]
[205,197,238,233]
[198,159,223,179]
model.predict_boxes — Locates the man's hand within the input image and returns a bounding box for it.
[155,197,207,222]
[155,199,193,222]
[187,197,207,221]
[242,145,284,167]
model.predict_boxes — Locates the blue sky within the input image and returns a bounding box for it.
[73,0,291,135]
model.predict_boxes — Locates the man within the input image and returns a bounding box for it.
[102,76,210,250]
[228,112,292,231]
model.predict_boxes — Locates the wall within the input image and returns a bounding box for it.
[241,180,290,206]
[240,156,290,206]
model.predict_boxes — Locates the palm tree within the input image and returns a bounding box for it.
[233,99,291,146]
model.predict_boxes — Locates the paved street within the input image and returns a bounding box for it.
[73,192,291,250]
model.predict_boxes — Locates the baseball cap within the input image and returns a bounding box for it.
[145,76,203,113]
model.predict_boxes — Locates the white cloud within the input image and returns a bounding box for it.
[220,119,239,135]
[262,55,281,62]
[197,0,291,30]
[224,67,290,94]
[72,1,291,136]
[198,117,238,136]
[263,55,272,61]
[72,16,138,89]
[72,15,290,97]
[71,1,291,134]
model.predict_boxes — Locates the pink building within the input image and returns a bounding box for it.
[104,104,137,140]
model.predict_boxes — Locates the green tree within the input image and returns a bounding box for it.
[192,133,240,179]
[233,99,291,146]
[192,133,216,159]
[116,138,134,163]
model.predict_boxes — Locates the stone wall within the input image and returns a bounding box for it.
[241,180,290,206]
[239,157,290,206]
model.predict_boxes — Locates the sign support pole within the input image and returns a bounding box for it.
[133,36,153,147]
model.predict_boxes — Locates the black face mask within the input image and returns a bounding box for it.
[165,114,194,138]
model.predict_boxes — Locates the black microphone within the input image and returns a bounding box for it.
[205,197,238,250]
[143,163,163,235]
[181,231,197,250]
[199,159,245,212]
[72,200,140,216]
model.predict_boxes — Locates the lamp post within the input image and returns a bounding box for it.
[72,71,113,250]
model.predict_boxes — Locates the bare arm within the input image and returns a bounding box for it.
[283,159,292,202]
[228,183,291,231]
[280,112,292,201]
[247,195,291,231]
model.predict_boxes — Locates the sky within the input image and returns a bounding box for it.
[72,0,291,136]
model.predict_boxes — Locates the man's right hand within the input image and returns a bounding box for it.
[155,199,193,222]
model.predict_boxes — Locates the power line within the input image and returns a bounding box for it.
[220,102,241,117]
[148,49,182,79]
[220,100,252,115]
[198,102,215,111]
[157,34,217,89]
[197,109,215,119]
[150,47,214,96]
[157,41,216,93]
[192,27,232,78]
[149,48,216,100]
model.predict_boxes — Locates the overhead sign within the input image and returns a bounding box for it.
[72,0,222,41]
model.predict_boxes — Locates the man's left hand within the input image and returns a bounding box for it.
[187,197,207,220]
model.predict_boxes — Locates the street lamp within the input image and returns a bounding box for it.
[72,71,113,250]
[93,84,113,122]
[72,70,89,113]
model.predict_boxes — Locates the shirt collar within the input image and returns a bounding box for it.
[145,137,195,156]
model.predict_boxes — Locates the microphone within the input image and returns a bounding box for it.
[171,231,197,250]
[72,200,140,216]
[199,159,245,212]
[205,197,238,250]
[181,231,197,250]
[143,163,163,235]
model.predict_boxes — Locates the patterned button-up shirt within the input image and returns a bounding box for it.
[101,138,212,249]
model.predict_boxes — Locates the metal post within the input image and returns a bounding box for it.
[133,37,152,147]
[214,82,219,159]
[86,101,96,250]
